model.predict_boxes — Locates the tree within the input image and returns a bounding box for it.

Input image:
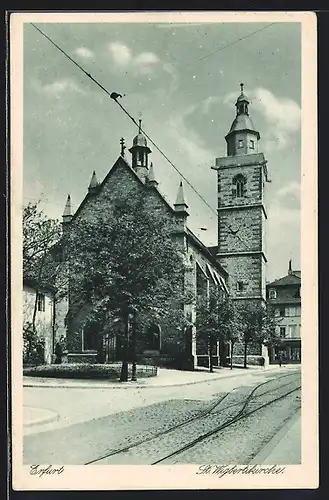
[23,202,65,335]
[196,289,239,372]
[237,301,282,368]
[65,191,192,381]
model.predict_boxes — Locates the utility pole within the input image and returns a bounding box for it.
[120,310,129,382]
[131,307,137,382]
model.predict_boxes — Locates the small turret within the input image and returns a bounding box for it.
[174,180,189,217]
[146,162,158,188]
[88,171,99,194]
[62,194,73,226]
[129,119,151,182]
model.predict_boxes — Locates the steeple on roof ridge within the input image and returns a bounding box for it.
[147,162,158,186]
[89,170,99,189]
[174,180,188,208]
[63,194,72,217]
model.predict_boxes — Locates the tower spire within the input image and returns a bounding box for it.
[88,171,99,194]
[146,162,158,187]
[62,194,73,225]
[174,180,189,212]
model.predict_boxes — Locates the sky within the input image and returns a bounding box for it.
[22,17,301,282]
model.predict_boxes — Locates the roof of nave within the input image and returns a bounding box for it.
[67,156,227,278]
[267,272,301,287]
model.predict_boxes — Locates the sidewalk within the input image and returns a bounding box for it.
[250,410,301,465]
[23,364,299,390]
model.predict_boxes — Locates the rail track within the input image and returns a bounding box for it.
[85,371,300,465]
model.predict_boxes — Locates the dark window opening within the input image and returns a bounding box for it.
[279,307,285,317]
[236,281,244,292]
[37,293,45,312]
[238,140,244,148]
[250,139,255,149]
[232,174,246,198]
[280,327,286,338]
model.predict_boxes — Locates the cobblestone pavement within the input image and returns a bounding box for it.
[23,367,300,465]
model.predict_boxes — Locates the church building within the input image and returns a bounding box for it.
[59,84,271,369]
[61,120,229,370]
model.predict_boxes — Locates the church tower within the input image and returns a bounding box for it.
[129,119,151,182]
[213,84,269,302]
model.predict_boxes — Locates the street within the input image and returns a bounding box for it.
[23,366,301,465]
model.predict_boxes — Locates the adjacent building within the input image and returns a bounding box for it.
[23,278,56,364]
[266,260,301,363]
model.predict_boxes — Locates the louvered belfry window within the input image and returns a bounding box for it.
[232,174,246,198]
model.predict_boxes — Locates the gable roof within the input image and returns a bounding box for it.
[267,273,301,287]
[71,155,176,222]
[67,155,227,278]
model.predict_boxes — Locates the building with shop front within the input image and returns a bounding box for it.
[266,260,301,363]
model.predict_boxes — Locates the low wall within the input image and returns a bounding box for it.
[66,353,97,364]
[232,355,265,366]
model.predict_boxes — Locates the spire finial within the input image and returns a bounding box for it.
[240,82,244,94]
[138,111,142,133]
[288,259,292,274]
[120,137,126,157]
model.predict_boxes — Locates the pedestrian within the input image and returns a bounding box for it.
[54,341,63,365]
[278,353,282,367]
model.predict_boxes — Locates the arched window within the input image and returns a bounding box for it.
[269,289,277,299]
[232,174,246,198]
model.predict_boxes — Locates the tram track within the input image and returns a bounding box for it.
[85,371,300,465]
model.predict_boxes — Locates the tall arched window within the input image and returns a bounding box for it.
[232,174,246,198]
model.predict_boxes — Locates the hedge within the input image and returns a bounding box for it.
[23,363,158,379]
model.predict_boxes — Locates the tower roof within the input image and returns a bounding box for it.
[62,194,72,217]
[174,180,189,210]
[226,83,260,139]
[228,113,257,134]
[131,119,150,150]
[89,171,99,189]
[147,162,158,186]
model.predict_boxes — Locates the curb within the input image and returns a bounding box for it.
[24,407,60,428]
[23,366,299,390]
[248,408,301,464]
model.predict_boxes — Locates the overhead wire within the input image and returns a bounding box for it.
[30,22,265,252]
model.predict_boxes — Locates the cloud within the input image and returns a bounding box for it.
[108,41,160,75]
[200,95,223,115]
[276,181,300,210]
[252,87,301,150]
[32,78,86,96]
[134,52,159,65]
[162,62,179,93]
[108,41,132,66]
[75,47,94,59]
[167,104,215,167]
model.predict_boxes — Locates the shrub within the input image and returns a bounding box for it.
[23,323,45,366]
[23,363,157,379]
